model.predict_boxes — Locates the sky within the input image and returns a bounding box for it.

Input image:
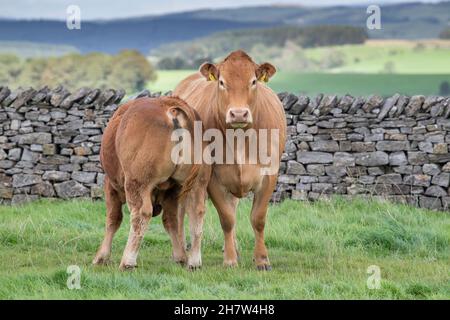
[0,0,444,20]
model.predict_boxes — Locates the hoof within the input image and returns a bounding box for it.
[174,258,187,266]
[92,254,110,266]
[119,263,137,271]
[188,264,202,271]
[223,260,238,268]
[256,264,272,271]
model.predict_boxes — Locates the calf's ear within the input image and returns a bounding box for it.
[256,63,276,82]
[199,62,219,81]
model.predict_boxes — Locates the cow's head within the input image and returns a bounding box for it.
[199,50,276,129]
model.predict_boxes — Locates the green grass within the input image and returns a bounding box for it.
[0,197,449,299]
[148,70,450,97]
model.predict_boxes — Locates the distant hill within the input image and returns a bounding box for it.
[0,2,448,54]
[0,16,272,54]
[181,2,450,39]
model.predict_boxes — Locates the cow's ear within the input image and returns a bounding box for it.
[256,63,276,82]
[199,62,218,81]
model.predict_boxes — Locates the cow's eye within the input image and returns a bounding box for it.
[251,79,257,86]
[219,80,225,87]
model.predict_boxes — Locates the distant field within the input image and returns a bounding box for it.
[147,70,450,97]
[304,40,450,74]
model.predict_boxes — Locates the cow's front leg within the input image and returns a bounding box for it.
[251,175,277,271]
[208,177,239,267]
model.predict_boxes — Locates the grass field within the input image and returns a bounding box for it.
[303,40,450,74]
[0,197,449,299]
[148,70,450,97]
[147,39,450,97]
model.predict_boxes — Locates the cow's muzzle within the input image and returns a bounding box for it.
[226,107,253,129]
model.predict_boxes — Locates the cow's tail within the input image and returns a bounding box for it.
[167,101,202,201]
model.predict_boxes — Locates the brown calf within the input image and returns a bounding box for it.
[174,50,286,270]
[92,96,209,270]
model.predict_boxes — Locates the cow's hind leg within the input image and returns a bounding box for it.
[161,188,187,265]
[185,187,207,270]
[119,181,154,271]
[251,175,277,271]
[93,177,124,265]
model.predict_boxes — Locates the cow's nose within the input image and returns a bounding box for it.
[227,107,252,125]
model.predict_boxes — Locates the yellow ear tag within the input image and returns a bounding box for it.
[208,73,216,81]
[259,74,268,82]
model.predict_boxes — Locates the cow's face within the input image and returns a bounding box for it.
[200,52,276,129]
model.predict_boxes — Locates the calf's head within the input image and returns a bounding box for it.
[199,50,276,129]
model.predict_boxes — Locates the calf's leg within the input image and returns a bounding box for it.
[184,188,207,270]
[161,189,187,265]
[93,177,123,265]
[119,181,154,270]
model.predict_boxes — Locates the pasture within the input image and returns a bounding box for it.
[148,70,450,97]
[0,197,448,299]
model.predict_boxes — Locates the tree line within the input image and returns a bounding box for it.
[0,50,156,92]
[154,25,368,70]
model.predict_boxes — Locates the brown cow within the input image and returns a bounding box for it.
[92,96,210,270]
[174,50,286,270]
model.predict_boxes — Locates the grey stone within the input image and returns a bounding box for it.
[425,186,447,197]
[368,167,385,176]
[376,141,409,151]
[307,164,325,176]
[286,161,306,175]
[297,151,333,164]
[71,171,96,184]
[8,148,21,161]
[21,149,40,162]
[54,181,89,199]
[389,152,408,166]
[0,148,7,161]
[30,181,55,197]
[291,189,308,201]
[12,174,42,188]
[376,173,402,185]
[419,196,442,210]
[278,175,299,185]
[325,165,347,177]
[309,140,339,152]
[42,171,70,182]
[333,152,355,167]
[404,174,431,187]
[17,132,52,145]
[423,164,440,176]
[431,172,450,188]
[408,152,429,165]
[311,183,333,193]
[351,142,375,152]
[11,194,39,205]
[418,141,433,153]
[442,162,450,172]
[355,151,389,166]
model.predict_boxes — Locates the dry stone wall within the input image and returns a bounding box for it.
[0,86,449,211]
[275,92,450,211]
[0,86,125,205]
